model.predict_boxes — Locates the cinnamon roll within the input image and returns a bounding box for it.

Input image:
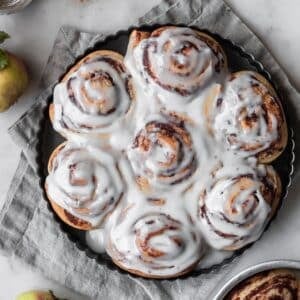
[125,26,227,106]
[45,142,124,230]
[107,207,205,278]
[127,119,197,190]
[50,50,135,142]
[226,269,299,300]
[198,163,281,251]
[207,71,288,163]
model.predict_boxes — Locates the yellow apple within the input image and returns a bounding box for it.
[0,51,28,112]
[16,290,62,300]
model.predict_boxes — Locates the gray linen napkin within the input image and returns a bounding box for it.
[1,0,300,299]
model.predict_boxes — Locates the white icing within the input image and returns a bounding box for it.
[197,161,273,250]
[199,249,234,269]
[47,27,285,277]
[213,72,278,155]
[127,115,197,188]
[125,27,226,109]
[52,54,133,139]
[46,143,124,226]
[109,210,204,276]
[86,228,106,253]
[106,167,206,276]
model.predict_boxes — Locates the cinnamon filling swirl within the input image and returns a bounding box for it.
[46,142,124,227]
[125,26,227,105]
[108,209,204,277]
[128,120,197,189]
[198,164,280,250]
[212,71,287,162]
[52,51,134,135]
[226,269,299,300]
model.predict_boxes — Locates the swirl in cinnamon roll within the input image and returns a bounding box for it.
[127,119,197,190]
[45,142,124,230]
[125,26,227,106]
[107,208,204,278]
[50,50,135,141]
[198,163,281,250]
[226,269,299,300]
[209,71,288,163]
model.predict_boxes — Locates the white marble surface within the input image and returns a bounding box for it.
[0,0,299,299]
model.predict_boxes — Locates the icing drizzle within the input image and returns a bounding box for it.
[197,162,278,250]
[127,119,197,189]
[108,207,204,277]
[212,71,281,156]
[52,53,133,137]
[46,143,124,226]
[125,26,226,107]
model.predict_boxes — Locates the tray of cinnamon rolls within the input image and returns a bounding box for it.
[213,260,300,299]
[38,25,295,279]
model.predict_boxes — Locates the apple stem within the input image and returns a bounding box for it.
[49,290,69,300]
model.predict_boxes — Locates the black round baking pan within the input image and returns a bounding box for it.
[36,25,295,279]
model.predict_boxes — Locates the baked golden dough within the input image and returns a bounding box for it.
[198,164,282,251]
[127,26,227,99]
[204,70,288,163]
[49,50,135,140]
[45,143,93,230]
[46,142,123,230]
